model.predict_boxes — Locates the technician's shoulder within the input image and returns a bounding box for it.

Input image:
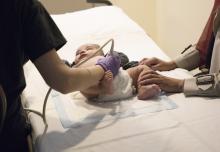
[0,0,40,17]
[8,0,44,14]
[3,0,34,8]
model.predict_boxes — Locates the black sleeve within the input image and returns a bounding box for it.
[20,0,67,61]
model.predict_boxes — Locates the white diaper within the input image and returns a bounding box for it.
[96,68,135,102]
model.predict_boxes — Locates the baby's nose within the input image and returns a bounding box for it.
[79,50,86,54]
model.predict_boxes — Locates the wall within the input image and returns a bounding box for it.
[39,0,92,14]
[155,0,213,58]
[110,0,213,58]
[40,0,157,45]
[110,0,157,40]
[40,0,214,58]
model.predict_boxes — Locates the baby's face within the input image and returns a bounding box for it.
[75,44,100,64]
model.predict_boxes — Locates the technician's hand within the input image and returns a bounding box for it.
[139,57,177,71]
[138,70,184,93]
[96,53,121,77]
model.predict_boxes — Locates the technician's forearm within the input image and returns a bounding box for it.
[44,64,104,94]
[64,65,104,93]
[174,49,200,71]
[34,49,104,94]
[183,73,220,97]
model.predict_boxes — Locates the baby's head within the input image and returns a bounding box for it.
[74,43,104,64]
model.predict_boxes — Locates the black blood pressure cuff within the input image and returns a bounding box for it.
[184,73,220,97]
[123,61,139,70]
[106,51,129,68]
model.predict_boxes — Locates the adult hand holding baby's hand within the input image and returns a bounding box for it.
[96,52,121,76]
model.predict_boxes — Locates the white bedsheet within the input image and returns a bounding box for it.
[22,6,220,152]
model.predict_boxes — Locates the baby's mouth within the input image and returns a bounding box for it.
[79,53,87,60]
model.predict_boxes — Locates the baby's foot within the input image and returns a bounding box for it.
[137,84,161,100]
[101,70,114,94]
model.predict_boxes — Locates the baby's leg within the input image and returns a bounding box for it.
[137,84,161,100]
[127,65,161,100]
[100,70,114,94]
[137,66,161,99]
[127,65,152,88]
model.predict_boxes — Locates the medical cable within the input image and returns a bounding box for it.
[24,39,115,127]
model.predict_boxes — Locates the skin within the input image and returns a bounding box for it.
[74,44,114,98]
[139,57,177,71]
[138,58,184,93]
[74,44,103,65]
[126,65,161,100]
[34,48,105,94]
[75,44,161,100]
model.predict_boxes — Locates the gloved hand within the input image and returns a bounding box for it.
[96,52,121,77]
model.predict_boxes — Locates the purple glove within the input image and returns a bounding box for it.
[96,52,121,76]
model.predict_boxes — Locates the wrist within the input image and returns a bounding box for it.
[168,61,177,70]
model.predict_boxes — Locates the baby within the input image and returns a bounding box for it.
[74,43,161,101]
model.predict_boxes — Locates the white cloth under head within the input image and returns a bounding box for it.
[96,68,134,102]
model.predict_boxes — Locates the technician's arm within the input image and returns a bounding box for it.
[139,48,200,71]
[34,49,105,94]
[138,70,220,97]
[174,49,200,71]
[183,73,220,97]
